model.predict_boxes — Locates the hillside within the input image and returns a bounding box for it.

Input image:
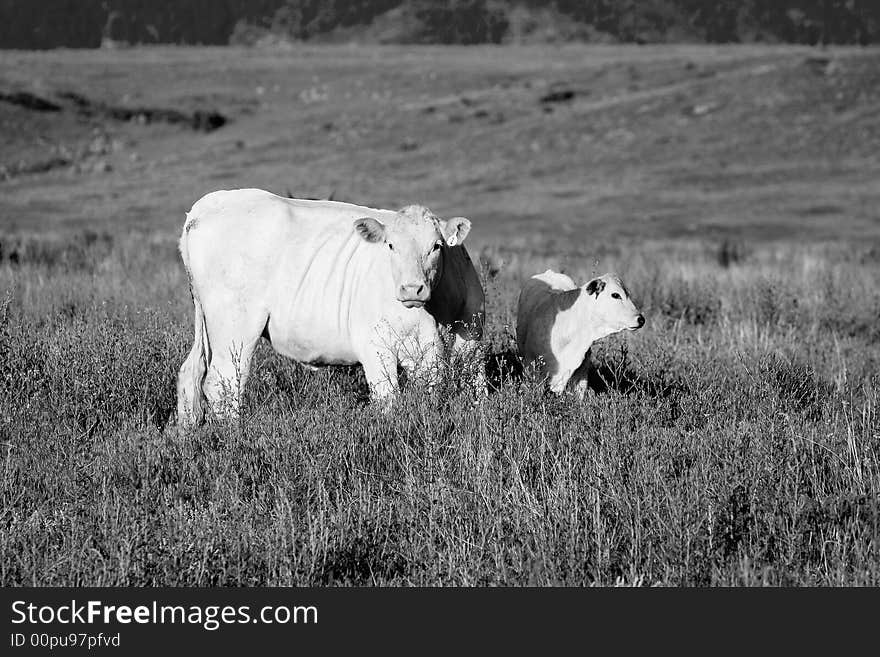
[1,44,879,248]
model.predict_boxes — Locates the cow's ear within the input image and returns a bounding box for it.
[354,217,386,243]
[585,278,606,298]
[442,217,471,247]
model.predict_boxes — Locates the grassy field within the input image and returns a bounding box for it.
[1,44,879,585]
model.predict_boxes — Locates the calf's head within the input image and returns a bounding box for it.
[354,205,471,309]
[582,273,645,333]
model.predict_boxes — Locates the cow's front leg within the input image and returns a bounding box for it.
[549,369,573,395]
[361,347,399,413]
[569,352,594,401]
[571,377,589,401]
[398,317,444,393]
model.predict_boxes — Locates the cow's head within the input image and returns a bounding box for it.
[583,273,645,333]
[354,205,471,308]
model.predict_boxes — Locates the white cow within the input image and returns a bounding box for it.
[177,188,485,425]
[516,270,644,398]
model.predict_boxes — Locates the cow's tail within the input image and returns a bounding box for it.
[178,212,210,426]
[188,293,209,425]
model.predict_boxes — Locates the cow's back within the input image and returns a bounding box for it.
[533,269,576,292]
[182,189,399,366]
[186,189,393,247]
[184,188,397,274]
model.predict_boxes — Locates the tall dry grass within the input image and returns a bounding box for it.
[1,230,878,585]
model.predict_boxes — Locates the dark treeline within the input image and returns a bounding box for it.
[560,0,878,44]
[1,0,878,49]
[0,0,285,48]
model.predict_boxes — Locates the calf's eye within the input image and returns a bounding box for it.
[388,243,394,251]
[611,292,621,299]
[432,241,442,252]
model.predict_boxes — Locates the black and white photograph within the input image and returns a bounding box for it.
[2,0,879,617]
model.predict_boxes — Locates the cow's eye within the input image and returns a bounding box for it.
[388,243,394,251]
[611,292,621,300]
[432,241,442,252]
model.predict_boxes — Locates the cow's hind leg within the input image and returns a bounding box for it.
[201,299,267,422]
[176,345,203,425]
[177,292,209,427]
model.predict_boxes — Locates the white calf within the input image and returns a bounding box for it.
[516,270,644,398]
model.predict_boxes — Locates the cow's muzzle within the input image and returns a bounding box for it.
[398,283,429,308]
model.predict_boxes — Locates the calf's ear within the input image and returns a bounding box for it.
[442,217,471,247]
[354,217,386,243]
[585,278,606,298]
